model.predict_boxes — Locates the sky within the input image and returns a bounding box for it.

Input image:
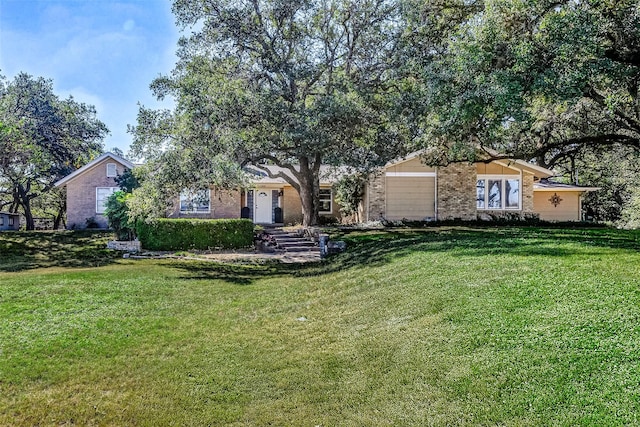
[0,0,180,155]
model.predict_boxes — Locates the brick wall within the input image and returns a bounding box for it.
[366,172,386,220]
[66,158,126,229]
[436,163,477,220]
[522,174,535,214]
[283,187,303,225]
[168,188,241,219]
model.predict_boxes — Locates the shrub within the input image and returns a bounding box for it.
[135,218,254,250]
[104,190,134,240]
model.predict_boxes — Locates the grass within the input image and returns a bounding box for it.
[2,227,640,425]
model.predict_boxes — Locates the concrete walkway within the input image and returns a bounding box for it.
[128,249,322,264]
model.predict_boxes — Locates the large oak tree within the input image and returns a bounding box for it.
[414,0,640,168]
[0,73,107,229]
[131,0,413,226]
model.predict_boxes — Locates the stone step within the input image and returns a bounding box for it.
[278,242,316,249]
[272,234,308,242]
[284,246,321,253]
[264,227,321,255]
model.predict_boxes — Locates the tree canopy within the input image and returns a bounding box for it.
[417,0,640,168]
[0,73,107,229]
[131,0,414,226]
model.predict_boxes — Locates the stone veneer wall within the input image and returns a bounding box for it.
[366,172,386,220]
[521,174,535,214]
[437,163,477,220]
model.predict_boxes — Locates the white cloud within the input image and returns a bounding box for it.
[57,86,105,113]
[123,19,135,32]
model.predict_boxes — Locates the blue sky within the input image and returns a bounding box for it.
[0,0,180,154]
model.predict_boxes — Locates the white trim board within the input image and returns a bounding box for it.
[385,172,436,177]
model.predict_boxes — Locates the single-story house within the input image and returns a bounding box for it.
[54,151,597,229]
[54,152,136,229]
[0,212,20,231]
[361,152,599,222]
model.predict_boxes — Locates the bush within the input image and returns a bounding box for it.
[104,190,134,240]
[135,218,254,250]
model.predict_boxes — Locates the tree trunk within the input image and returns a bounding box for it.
[296,155,321,227]
[16,184,35,230]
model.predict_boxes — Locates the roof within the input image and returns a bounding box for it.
[54,152,135,188]
[384,150,555,178]
[534,180,600,192]
[0,211,20,216]
[247,164,346,186]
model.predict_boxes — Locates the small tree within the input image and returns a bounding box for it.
[104,191,134,240]
[334,173,367,223]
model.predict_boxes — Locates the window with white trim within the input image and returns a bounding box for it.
[106,163,117,177]
[96,187,118,214]
[476,177,520,210]
[319,188,332,213]
[180,189,211,213]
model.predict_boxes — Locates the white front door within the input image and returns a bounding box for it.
[254,189,272,223]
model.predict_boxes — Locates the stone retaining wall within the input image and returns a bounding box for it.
[107,240,141,252]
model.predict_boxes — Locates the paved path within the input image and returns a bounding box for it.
[129,250,322,264]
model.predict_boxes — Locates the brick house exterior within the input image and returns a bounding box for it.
[55,152,596,229]
[54,153,341,228]
[361,153,596,222]
[54,153,135,229]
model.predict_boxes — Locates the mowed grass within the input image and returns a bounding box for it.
[2,227,640,425]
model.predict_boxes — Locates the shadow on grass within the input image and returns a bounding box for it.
[6,226,639,280]
[169,226,640,285]
[167,260,299,285]
[0,230,121,272]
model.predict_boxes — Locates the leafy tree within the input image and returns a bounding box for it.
[415,0,640,168]
[115,167,140,194]
[104,190,134,240]
[551,144,640,224]
[131,0,413,226]
[0,73,107,229]
[333,172,367,222]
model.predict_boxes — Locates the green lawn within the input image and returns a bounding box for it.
[2,227,640,425]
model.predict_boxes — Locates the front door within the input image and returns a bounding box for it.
[254,189,273,223]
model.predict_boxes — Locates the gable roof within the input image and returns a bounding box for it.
[384,150,555,178]
[247,164,346,186]
[534,180,600,192]
[54,152,135,188]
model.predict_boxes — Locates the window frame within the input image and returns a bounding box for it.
[319,188,332,214]
[476,175,521,211]
[0,216,4,226]
[8,216,13,226]
[96,187,119,214]
[180,189,211,214]
[106,163,117,178]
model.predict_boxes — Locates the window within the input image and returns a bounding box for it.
[476,177,520,210]
[0,216,4,226]
[180,189,211,213]
[8,216,13,226]
[96,187,118,214]
[106,163,117,177]
[319,188,332,213]
[476,180,485,209]
[505,179,520,209]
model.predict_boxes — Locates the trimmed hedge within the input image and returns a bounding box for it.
[136,218,254,251]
